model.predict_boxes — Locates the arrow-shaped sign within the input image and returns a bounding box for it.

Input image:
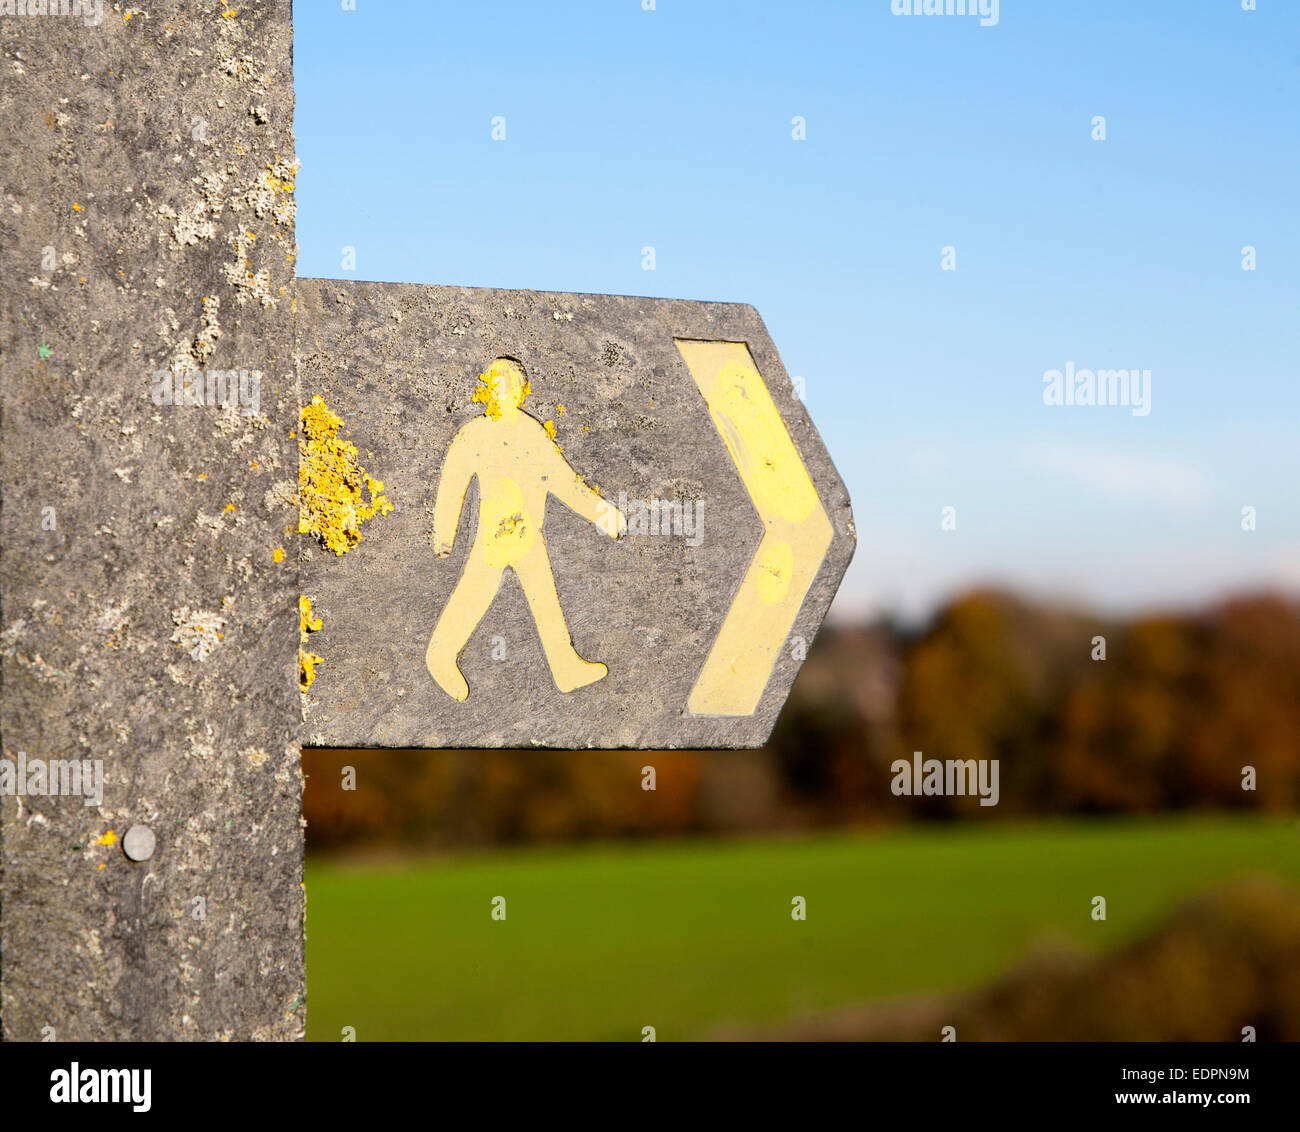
[297,279,855,749]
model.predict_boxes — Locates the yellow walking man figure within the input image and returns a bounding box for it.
[426,358,627,701]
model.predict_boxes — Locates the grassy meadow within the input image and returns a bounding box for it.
[304,816,1299,1041]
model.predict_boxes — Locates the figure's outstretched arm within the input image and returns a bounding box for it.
[433,431,475,557]
[549,448,626,539]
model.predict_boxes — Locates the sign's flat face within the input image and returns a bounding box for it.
[298,279,854,748]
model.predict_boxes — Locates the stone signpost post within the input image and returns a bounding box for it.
[1,2,853,1040]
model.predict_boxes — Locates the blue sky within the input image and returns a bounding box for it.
[295,0,1299,622]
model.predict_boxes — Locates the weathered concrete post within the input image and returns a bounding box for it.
[1,2,303,1039]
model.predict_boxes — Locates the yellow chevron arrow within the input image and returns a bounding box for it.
[675,339,834,716]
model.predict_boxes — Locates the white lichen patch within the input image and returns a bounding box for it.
[218,54,257,81]
[161,199,215,247]
[193,295,221,363]
[229,178,275,220]
[94,603,130,634]
[224,227,276,307]
[170,607,227,661]
[0,618,28,649]
[186,736,216,761]
[264,480,297,512]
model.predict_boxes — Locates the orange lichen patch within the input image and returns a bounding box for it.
[299,595,321,636]
[300,658,322,689]
[299,648,322,690]
[223,502,236,513]
[471,363,530,420]
[265,158,297,193]
[94,830,117,847]
[72,202,82,212]
[298,395,393,555]
[273,547,285,563]
[299,595,323,690]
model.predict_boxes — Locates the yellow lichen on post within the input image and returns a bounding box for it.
[299,595,323,690]
[298,395,393,555]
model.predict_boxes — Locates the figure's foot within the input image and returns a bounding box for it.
[426,646,469,701]
[552,657,608,694]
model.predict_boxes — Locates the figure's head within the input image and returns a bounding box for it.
[473,357,530,418]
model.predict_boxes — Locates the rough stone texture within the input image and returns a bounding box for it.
[1,4,303,1040]
[298,278,855,749]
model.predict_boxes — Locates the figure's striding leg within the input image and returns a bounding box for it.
[426,548,504,701]
[513,542,608,693]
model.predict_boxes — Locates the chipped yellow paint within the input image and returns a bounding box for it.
[273,547,285,563]
[94,830,117,847]
[299,595,323,690]
[674,339,833,716]
[298,395,393,555]
[425,358,626,701]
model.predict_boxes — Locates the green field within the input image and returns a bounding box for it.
[304,816,1300,1041]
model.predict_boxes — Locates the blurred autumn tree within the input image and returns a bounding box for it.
[304,590,1300,852]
